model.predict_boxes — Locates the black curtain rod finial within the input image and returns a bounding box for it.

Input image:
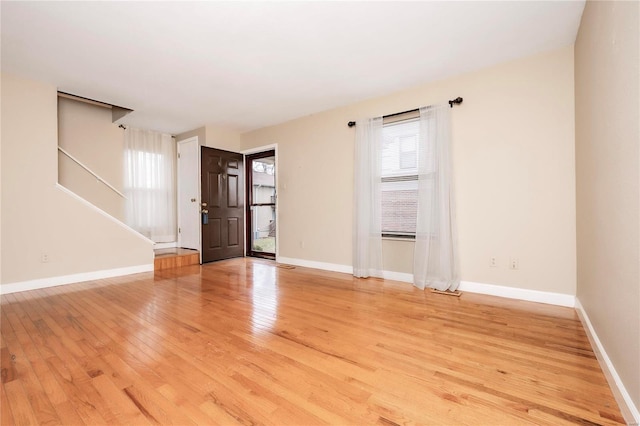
[348,121,356,127]
[118,124,127,130]
[448,97,463,108]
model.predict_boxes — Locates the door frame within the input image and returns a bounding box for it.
[242,144,278,261]
[176,136,202,263]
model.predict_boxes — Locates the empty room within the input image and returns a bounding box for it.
[1,1,638,425]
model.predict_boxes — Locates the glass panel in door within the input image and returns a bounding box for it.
[251,205,275,253]
[247,152,276,258]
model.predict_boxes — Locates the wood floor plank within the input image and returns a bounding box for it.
[90,374,153,426]
[0,327,61,425]
[155,383,225,426]
[1,382,16,425]
[5,295,110,424]
[0,258,625,425]
[2,309,67,424]
[3,379,39,425]
[122,384,196,425]
[49,401,85,425]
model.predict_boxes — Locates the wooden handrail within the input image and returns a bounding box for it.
[57,146,127,199]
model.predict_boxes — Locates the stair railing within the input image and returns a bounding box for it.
[57,146,127,199]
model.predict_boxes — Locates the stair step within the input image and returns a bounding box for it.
[154,248,200,271]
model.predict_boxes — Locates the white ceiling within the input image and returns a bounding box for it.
[1,1,585,134]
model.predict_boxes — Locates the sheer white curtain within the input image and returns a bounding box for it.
[124,128,177,243]
[353,117,384,278]
[413,104,459,291]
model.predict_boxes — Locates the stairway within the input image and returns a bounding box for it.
[154,248,200,271]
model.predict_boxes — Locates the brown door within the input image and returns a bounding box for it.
[201,147,244,263]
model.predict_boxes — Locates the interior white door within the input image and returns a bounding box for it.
[177,138,200,250]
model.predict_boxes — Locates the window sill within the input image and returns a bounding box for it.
[382,236,415,242]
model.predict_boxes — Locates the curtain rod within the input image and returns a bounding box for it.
[119,124,176,138]
[347,97,463,127]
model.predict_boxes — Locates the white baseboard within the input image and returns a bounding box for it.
[154,242,177,249]
[382,270,413,283]
[0,264,154,295]
[459,281,575,307]
[275,257,413,283]
[277,256,353,274]
[575,298,639,425]
[275,256,574,307]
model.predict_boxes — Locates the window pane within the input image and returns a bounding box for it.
[381,180,417,235]
[381,118,419,177]
[399,135,417,169]
[252,156,276,204]
[251,205,275,253]
[125,150,165,190]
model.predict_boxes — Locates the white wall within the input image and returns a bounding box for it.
[575,0,639,415]
[242,46,576,296]
[1,73,153,286]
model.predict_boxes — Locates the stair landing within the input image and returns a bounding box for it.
[154,248,200,271]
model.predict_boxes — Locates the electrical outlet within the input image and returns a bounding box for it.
[41,253,49,263]
[509,257,519,270]
[489,256,498,268]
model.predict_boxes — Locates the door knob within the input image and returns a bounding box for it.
[201,202,207,207]
[201,209,209,214]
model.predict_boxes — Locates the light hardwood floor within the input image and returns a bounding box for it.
[0,258,624,425]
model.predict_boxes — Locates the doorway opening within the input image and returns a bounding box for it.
[246,150,276,259]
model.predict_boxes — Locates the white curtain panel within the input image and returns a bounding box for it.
[413,104,460,291]
[353,116,384,278]
[124,128,177,243]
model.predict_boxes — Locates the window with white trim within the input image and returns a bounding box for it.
[381,117,419,238]
[123,129,177,242]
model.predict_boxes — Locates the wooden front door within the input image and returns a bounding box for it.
[201,147,244,263]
